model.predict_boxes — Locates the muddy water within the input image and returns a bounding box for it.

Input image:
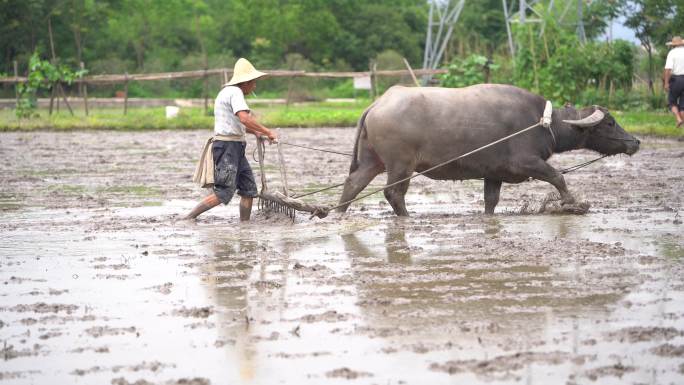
[1,129,683,384]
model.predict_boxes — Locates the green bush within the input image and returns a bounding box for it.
[511,8,638,106]
[440,54,499,88]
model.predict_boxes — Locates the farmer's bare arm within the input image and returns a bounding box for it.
[664,69,671,91]
[237,110,277,141]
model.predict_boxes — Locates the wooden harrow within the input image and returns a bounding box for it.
[255,136,329,221]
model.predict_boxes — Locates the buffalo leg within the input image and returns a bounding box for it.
[384,167,413,217]
[484,178,502,215]
[517,158,575,204]
[336,163,384,213]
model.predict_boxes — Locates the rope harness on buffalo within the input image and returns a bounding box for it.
[256,102,613,220]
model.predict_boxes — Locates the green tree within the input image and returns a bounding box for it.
[624,0,675,94]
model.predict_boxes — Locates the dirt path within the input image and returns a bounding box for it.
[0,129,683,384]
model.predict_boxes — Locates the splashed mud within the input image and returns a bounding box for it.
[0,129,682,384]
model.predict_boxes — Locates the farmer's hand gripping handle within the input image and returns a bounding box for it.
[259,134,278,144]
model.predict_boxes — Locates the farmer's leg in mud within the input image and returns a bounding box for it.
[239,197,252,221]
[185,193,221,219]
[668,77,684,127]
[516,156,575,205]
[384,165,413,217]
[671,105,683,127]
[236,146,258,222]
[484,178,502,215]
[185,141,240,220]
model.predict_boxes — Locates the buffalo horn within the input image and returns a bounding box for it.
[562,109,605,127]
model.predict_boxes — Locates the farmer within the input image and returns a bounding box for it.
[185,58,277,221]
[664,36,684,128]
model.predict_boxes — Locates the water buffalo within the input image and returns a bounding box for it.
[337,84,640,216]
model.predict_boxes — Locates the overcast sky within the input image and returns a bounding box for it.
[607,17,638,43]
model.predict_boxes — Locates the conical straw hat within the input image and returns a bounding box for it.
[666,36,684,46]
[225,58,267,86]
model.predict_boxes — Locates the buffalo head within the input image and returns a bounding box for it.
[563,106,640,156]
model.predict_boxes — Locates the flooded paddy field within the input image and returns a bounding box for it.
[1,128,683,385]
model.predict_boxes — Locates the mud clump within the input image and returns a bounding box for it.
[85,326,137,338]
[293,262,333,275]
[1,343,42,360]
[0,371,40,380]
[147,282,173,295]
[252,280,282,290]
[111,377,210,385]
[430,351,572,380]
[6,302,78,314]
[325,367,373,379]
[651,344,684,357]
[583,363,635,381]
[299,310,351,323]
[172,306,213,318]
[605,327,684,343]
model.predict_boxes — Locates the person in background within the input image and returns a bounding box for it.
[185,58,277,221]
[664,36,684,128]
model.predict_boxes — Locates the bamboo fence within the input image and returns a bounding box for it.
[1,64,446,115]
[0,67,446,85]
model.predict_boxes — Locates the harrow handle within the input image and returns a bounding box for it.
[256,136,268,192]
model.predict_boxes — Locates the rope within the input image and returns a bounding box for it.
[279,141,352,156]
[292,181,347,199]
[322,120,545,214]
[559,154,609,174]
[253,138,352,162]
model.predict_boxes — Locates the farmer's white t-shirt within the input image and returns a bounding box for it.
[665,46,684,75]
[214,85,249,141]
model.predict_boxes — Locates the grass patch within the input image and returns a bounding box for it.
[0,107,213,131]
[0,102,681,138]
[97,185,162,197]
[0,102,365,131]
[613,110,681,137]
[47,184,88,195]
[258,104,364,127]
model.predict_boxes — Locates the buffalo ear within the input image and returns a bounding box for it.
[562,108,605,128]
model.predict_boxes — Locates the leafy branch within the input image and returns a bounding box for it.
[16,52,87,119]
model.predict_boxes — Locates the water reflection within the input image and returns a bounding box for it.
[341,221,412,264]
[384,222,412,264]
[194,217,652,384]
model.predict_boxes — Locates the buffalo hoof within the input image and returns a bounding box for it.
[560,201,591,215]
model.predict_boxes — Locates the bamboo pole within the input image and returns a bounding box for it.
[47,16,73,116]
[276,140,290,196]
[81,62,89,116]
[56,86,60,112]
[48,17,56,115]
[13,61,19,110]
[49,87,55,115]
[402,57,421,87]
[372,62,379,99]
[57,83,74,115]
[123,72,129,115]
[203,68,208,115]
[528,25,539,91]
